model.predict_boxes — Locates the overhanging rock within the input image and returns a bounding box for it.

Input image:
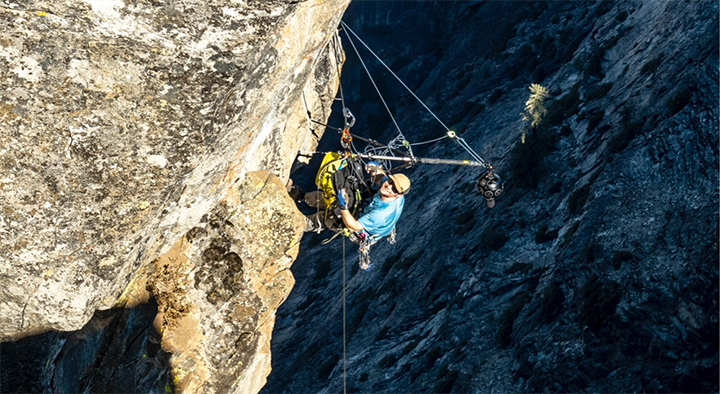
[0,0,350,343]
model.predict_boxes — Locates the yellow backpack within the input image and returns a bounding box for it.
[315,151,347,209]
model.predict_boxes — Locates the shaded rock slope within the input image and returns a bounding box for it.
[1,0,349,392]
[265,1,718,393]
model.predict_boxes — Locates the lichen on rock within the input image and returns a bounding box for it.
[0,0,348,338]
[0,0,350,391]
[148,171,306,393]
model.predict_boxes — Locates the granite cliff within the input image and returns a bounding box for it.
[1,1,717,393]
[1,0,349,392]
[265,1,718,393]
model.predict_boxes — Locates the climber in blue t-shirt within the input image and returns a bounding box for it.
[335,162,410,238]
[302,161,410,240]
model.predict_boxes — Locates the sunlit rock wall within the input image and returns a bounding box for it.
[0,0,349,352]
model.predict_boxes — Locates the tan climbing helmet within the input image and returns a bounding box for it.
[388,173,411,195]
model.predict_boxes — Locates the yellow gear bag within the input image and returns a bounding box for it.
[314,151,346,209]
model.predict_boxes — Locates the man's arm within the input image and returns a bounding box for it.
[336,189,364,232]
[339,209,364,232]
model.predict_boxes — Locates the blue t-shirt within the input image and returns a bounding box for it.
[358,194,404,238]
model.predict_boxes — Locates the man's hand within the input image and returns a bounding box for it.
[365,161,380,176]
[337,189,348,210]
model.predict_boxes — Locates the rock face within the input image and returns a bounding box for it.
[143,171,306,393]
[0,0,349,392]
[265,1,718,393]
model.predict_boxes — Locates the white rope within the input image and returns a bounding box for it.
[456,137,486,166]
[409,135,450,146]
[340,21,488,169]
[341,25,406,142]
[341,21,450,131]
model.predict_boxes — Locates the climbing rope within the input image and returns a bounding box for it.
[340,24,414,161]
[340,21,488,168]
[342,236,347,394]
[341,21,450,131]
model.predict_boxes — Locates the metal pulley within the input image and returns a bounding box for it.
[343,107,356,128]
[477,166,503,208]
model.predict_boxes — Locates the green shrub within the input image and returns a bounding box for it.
[611,250,634,269]
[580,275,622,332]
[496,290,531,348]
[509,82,578,189]
[568,183,592,215]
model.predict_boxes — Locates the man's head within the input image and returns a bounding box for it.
[385,173,411,195]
